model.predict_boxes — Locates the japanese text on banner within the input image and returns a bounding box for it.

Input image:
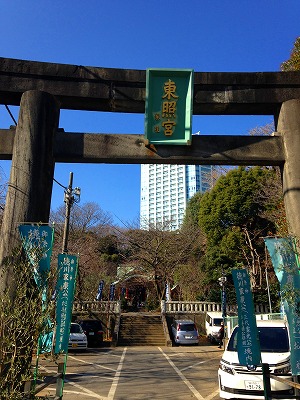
[54,253,78,354]
[232,269,261,366]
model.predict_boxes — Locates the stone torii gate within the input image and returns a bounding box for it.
[0,57,300,290]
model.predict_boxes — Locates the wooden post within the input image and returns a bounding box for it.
[0,90,60,294]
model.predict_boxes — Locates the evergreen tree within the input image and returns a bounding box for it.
[196,167,282,294]
[281,36,300,71]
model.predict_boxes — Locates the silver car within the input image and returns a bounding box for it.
[171,319,199,345]
[68,322,88,350]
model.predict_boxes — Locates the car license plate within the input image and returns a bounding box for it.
[185,335,193,339]
[89,332,95,335]
[245,381,262,390]
[72,343,78,348]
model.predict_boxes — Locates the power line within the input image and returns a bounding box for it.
[53,177,67,190]
[4,105,17,126]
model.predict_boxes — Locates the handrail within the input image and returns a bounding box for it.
[73,300,121,314]
[72,300,269,315]
[161,300,269,314]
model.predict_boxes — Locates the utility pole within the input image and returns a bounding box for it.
[62,172,81,254]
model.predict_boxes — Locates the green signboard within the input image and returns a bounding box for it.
[145,68,194,145]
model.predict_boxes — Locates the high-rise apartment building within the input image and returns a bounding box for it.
[140,164,215,230]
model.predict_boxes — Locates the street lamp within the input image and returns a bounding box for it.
[62,172,81,253]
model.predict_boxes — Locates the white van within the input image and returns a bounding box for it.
[218,319,292,399]
[205,312,223,343]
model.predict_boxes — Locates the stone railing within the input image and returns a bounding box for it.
[73,300,121,314]
[161,300,269,314]
[72,300,269,315]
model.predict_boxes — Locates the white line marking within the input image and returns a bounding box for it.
[168,352,186,357]
[64,378,107,399]
[181,360,207,372]
[107,347,127,400]
[204,388,220,400]
[68,355,117,372]
[181,357,220,372]
[47,387,107,398]
[40,365,107,399]
[158,347,205,400]
[66,373,113,381]
[67,373,98,377]
[75,375,113,382]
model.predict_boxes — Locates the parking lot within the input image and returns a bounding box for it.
[37,345,223,399]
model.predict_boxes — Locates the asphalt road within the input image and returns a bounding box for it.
[37,345,223,399]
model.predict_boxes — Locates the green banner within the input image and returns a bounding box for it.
[19,224,54,287]
[145,68,194,145]
[264,237,300,375]
[54,254,78,354]
[232,269,261,367]
[19,224,55,353]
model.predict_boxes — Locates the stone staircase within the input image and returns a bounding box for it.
[117,313,166,346]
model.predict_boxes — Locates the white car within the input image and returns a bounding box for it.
[218,319,293,399]
[68,322,88,350]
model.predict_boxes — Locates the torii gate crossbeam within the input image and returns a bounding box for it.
[0,57,300,115]
[0,58,300,292]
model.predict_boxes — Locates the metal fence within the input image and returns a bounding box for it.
[226,313,284,337]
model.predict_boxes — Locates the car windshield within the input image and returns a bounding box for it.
[213,318,223,326]
[82,321,102,330]
[228,326,289,353]
[180,324,196,332]
[70,324,83,334]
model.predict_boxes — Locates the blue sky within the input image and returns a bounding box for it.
[0,1,299,226]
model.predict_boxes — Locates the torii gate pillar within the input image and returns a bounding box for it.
[278,99,300,240]
[0,90,60,293]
